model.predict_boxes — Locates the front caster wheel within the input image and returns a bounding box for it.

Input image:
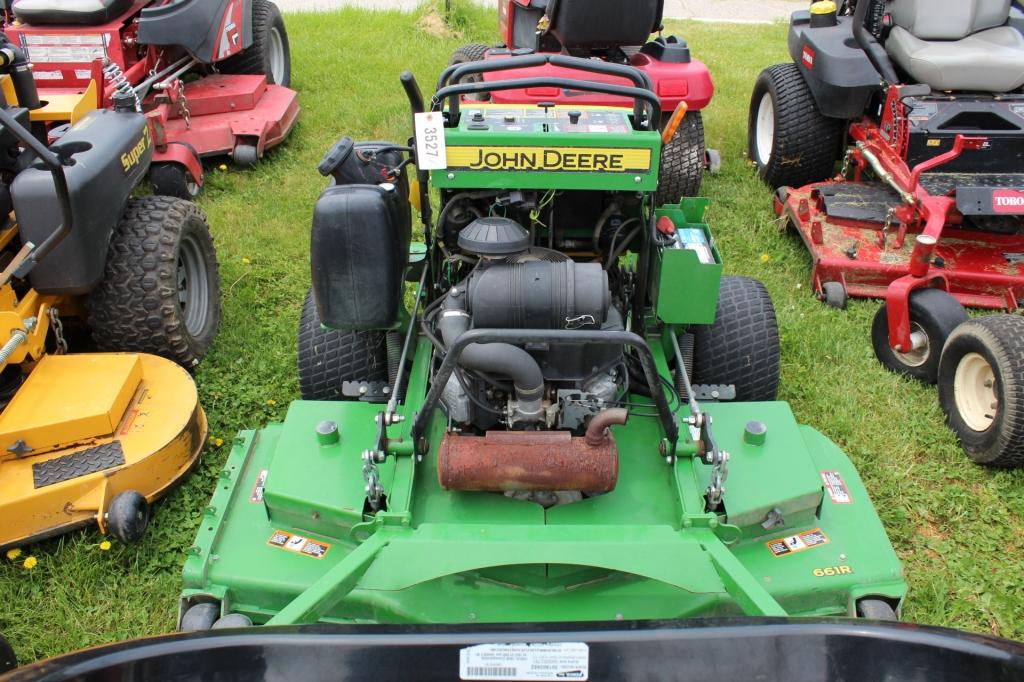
[212,613,254,629]
[233,143,259,168]
[105,490,149,543]
[180,602,219,632]
[871,288,967,383]
[938,315,1024,467]
[150,162,202,199]
[855,598,897,621]
[821,281,847,310]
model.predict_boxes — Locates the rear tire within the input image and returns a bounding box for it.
[218,0,291,86]
[449,43,489,100]
[297,289,388,400]
[871,289,967,384]
[656,111,705,205]
[692,276,781,401]
[88,196,221,368]
[150,162,201,200]
[938,315,1024,467]
[748,63,845,190]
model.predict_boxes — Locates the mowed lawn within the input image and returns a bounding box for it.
[2,1,1023,663]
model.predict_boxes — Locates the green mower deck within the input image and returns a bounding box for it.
[182,331,904,625]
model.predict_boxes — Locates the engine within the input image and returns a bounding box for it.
[434,216,627,436]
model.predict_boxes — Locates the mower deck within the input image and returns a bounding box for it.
[0,353,206,549]
[156,74,300,160]
[781,182,1024,309]
[182,340,904,625]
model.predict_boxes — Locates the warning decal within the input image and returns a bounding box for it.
[267,530,331,559]
[460,642,589,681]
[821,470,853,505]
[767,528,829,558]
[249,468,268,503]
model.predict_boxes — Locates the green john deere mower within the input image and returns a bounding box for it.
[179,56,906,630]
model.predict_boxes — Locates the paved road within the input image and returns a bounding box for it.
[274,0,805,23]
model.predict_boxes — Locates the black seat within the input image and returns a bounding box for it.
[548,0,663,48]
[12,0,135,26]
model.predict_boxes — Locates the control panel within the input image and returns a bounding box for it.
[433,103,661,193]
[461,107,633,135]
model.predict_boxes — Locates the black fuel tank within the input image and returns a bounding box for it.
[12,108,151,295]
[311,183,411,330]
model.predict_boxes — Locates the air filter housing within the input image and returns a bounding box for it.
[457,217,530,256]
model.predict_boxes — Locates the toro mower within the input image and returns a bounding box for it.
[178,56,905,631]
[750,0,1024,466]
[3,0,299,199]
[0,36,221,550]
[449,0,716,205]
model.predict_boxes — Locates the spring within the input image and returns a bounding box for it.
[102,60,141,112]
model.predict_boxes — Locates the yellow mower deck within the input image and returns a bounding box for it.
[0,353,206,549]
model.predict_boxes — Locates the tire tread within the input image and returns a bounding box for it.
[692,276,781,401]
[88,195,220,368]
[297,289,388,400]
[749,63,844,190]
[939,315,1024,467]
[657,110,705,204]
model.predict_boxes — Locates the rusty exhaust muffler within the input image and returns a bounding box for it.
[438,409,626,492]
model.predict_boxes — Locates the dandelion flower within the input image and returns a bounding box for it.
[759,253,770,263]
[6,548,21,560]
[99,541,111,551]
[241,257,252,265]
[23,556,37,569]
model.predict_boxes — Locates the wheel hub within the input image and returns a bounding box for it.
[177,233,210,337]
[893,323,930,367]
[268,26,285,84]
[755,92,775,165]
[953,352,997,432]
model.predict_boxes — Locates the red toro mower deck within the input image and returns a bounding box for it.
[155,74,299,166]
[776,119,1024,316]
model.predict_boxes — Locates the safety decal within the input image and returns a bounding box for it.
[267,530,331,559]
[767,528,829,558]
[249,469,268,503]
[821,471,853,505]
[460,642,589,681]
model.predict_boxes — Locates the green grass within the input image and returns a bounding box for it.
[2,2,1023,662]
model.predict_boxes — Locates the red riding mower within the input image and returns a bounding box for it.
[749,0,1024,467]
[449,0,717,204]
[2,0,299,199]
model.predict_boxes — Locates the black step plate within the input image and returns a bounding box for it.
[32,440,125,488]
[819,183,901,223]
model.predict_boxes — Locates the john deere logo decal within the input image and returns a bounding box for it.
[447,146,651,173]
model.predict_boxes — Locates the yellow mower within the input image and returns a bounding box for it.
[0,37,220,548]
